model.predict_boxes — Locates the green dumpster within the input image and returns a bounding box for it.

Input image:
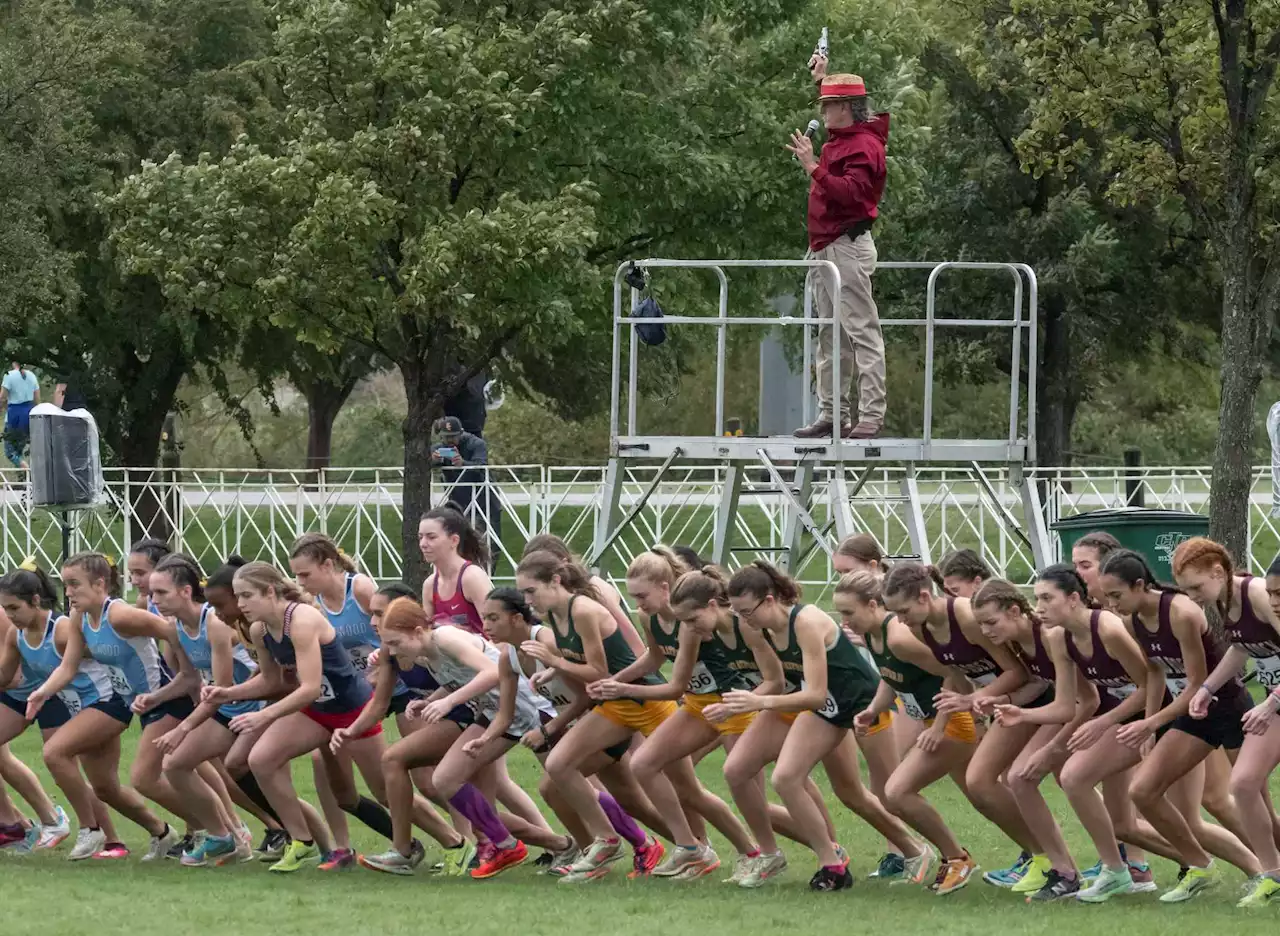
[1051,508,1210,583]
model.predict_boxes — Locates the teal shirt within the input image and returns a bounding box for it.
[2,369,38,404]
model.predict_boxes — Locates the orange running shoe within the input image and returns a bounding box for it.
[470,840,529,879]
[628,836,666,879]
[935,850,978,896]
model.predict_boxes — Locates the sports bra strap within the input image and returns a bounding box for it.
[283,601,298,636]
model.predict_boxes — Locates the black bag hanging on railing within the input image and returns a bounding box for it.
[29,404,105,508]
[625,263,667,346]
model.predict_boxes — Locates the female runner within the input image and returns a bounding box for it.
[0,564,104,856]
[718,561,925,892]
[25,552,196,859]
[290,533,416,870]
[351,598,565,878]
[205,562,392,872]
[421,506,550,837]
[836,570,981,895]
[937,549,992,599]
[598,549,775,879]
[995,564,1157,901]
[831,533,915,879]
[516,550,691,883]
[479,587,667,877]
[149,553,259,866]
[881,563,1033,889]
[1173,539,1280,906]
[201,556,311,859]
[1101,548,1261,902]
[523,534,646,655]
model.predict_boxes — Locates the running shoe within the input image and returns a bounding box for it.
[443,839,477,877]
[809,862,854,892]
[472,840,496,870]
[1080,858,1104,882]
[935,850,978,896]
[547,845,581,878]
[1127,861,1156,894]
[533,850,555,868]
[723,853,756,885]
[1238,874,1280,908]
[653,844,719,880]
[1076,865,1134,903]
[269,839,319,873]
[318,846,356,871]
[142,824,181,862]
[470,839,528,879]
[184,833,237,868]
[901,843,938,887]
[1158,864,1216,903]
[68,827,107,862]
[1027,869,1080,902]
[221,834,256,866]
[167,831,196,860]
[867,852,906,881]
[561,836,624,883]
[9,822,42,855]
[738,851,787,889]
[628,836,666,879]
[37,807,71,850]
[360,847,417,876]
[0,821,24,848]
[93,842,129,860]
[983,851,1030,888]
[256,828,289,859]
[1011,854,1051,894]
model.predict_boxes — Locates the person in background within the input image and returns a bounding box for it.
[444,372,489,439]
[0,363,39,469]
[788,54,889,442]
[431,416,500,558]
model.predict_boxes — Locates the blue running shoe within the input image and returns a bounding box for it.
[982,851,1031,888]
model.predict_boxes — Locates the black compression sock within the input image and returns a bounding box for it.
[344,795,395,840]
[235,772,283,825]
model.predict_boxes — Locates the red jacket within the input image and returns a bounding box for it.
[807,113,889,251]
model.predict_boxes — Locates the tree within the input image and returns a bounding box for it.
[887,1,1217,467]
[287,342,383,471]
[109,0,856,584]
[1004,0,1280,559]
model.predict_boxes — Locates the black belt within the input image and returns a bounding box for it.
[845,218,874,241]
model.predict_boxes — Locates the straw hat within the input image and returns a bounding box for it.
[816,73,867,102]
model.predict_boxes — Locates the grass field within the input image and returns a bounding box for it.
[6,718,1280,936]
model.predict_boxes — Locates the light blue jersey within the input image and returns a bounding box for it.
[175,604,261,718]
[10,612,113,714]
[321,574,407,699]
[80,598,164,700]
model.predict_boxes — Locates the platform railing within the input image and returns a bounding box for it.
[611,259,1038,454]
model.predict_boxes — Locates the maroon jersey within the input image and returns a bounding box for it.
[1012,619,1055,682]
[921,598,1000,687]
[1066,610,1138,714]
[1130,589,1248,705]
[1224,576,1280,691]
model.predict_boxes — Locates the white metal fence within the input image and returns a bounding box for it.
[1,464,1273,594]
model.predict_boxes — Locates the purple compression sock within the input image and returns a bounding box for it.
[598,792,646,847]
[449,784,511,845]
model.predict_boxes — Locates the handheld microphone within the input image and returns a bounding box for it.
[804,119,820,140]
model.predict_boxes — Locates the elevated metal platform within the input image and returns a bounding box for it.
[590,258,1053,576]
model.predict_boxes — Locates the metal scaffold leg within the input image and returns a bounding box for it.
[901,464,932,566]
[1017,466,1053,570]
[588,449,683,572]
[711,464,743,566]
[756,451,831,572]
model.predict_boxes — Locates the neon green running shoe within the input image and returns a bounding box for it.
[268,840,319,873]
[1011,854,1051,894]
[443,839,477,877]
[1237,874,1280,908]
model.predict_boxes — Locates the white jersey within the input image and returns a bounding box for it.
[425,626,551,735]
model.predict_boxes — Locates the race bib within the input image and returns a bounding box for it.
[106,666,132,697]
[1254,655,1280,689]
[56,690,82,716]
[348,645,374,673]
[198,667,215,686]
[801,679,839,719]
[686,662,717,694]
[898,691,927,721]
[317,676,336,703]
[739,671,764,688]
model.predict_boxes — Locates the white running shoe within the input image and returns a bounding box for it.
[143,825,181,862]
[37,806,71,850]
[738,851,788,888]
[69,827,107,861]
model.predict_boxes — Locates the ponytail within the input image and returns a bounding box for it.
[726,560,801,604]
[0,562,60,609]
[291,532,358,574]
[516,550,603,603]
[627,545,691,588]
[671,565,731,608]
[1100,549,1180,594]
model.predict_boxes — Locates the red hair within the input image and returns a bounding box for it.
[381,597,431,633]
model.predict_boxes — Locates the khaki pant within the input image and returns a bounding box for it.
[812,232,886,425]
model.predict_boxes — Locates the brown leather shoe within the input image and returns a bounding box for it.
[794,419,849,439]
[845,421,882,440]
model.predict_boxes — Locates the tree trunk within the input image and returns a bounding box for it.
[117,354,187,544]
[304,383,352,472]
[400,350,441,590]
[1034,291,1079,469]
[1209,249,1266,563]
